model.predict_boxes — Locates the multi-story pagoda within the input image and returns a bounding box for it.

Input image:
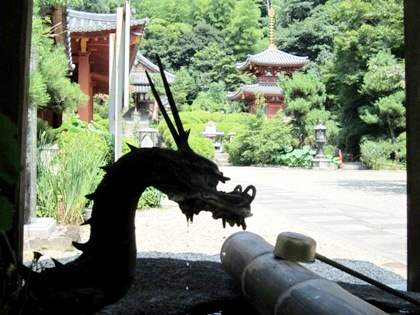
[227,6,308,118]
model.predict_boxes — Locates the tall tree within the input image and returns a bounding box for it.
[174,21,225,69]
[278,69,337,147]
[223,0,263,58]
[140,19,193,71]
[325,0,404,154]
[276,0,339,64]
[358,50,405,143]
[206,0,236,30]
[30,16,87,113]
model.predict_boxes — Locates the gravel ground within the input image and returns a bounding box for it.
[27,201,407,289]
[24,167,408,291]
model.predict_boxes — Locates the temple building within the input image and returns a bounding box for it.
[129,52,175,123]
[66,8,148,123]
[227,6,308,118]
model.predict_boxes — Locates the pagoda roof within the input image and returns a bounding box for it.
[67,9,148,33]
[227,84,282,100]
[236,48,308,70]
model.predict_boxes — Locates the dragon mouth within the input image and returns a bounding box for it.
[176,184,256,230]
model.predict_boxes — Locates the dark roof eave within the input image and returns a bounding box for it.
[67,8,149,33]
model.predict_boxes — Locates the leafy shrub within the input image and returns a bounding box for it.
[277,145,317,168]
[137,187,162,209]
[37,117,110,224]
[123,136,139,155]
[360,136,406,170]
[157,111,215,159]
[227,113,293,165]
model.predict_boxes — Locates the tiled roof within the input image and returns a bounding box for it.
[237,48,308,70]
[67,9,148,32]
[227,84,283,99]
[132,52,175,83]
[131,85,150,93]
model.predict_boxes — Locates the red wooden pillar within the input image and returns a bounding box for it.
[77,39,93,122]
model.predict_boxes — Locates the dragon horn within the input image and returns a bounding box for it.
[155,55,187,139]
[145,70,181,149]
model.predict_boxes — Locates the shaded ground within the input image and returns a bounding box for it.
[95,258,254,315]
[94,257,420,315]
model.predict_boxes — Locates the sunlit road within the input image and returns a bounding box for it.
[219,166,407,265]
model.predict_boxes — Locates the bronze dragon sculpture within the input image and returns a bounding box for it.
[15,56,256,314]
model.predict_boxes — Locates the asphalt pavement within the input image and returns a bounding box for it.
[218,165,408,288]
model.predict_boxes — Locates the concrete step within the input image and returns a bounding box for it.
[214,152,230,166]
[342,162,367,170]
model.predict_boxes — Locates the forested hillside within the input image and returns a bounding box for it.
[68,0,405,163]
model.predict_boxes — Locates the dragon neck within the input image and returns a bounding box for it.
[80,150,158,257]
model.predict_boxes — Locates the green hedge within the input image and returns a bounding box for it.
[360,134,406,170]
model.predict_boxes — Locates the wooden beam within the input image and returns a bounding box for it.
[405,0,420,292]
[0,0,33,261]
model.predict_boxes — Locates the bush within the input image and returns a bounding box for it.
[360,136,406,170]
[227,113,293,165]
[137,187,163,209]
[277,145,316,168]
[157,111,216,159]
[37,131,109,224]
[37,116,110,224]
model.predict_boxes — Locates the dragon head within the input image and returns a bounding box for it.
[146,56,256,230]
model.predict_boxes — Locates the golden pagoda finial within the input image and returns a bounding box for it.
[268,1,276,49]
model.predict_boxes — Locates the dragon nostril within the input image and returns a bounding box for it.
[236,185,257,207]
[243,185,256,200]
[234,185,243,192]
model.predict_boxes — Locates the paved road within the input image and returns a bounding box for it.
[219,166,407,267]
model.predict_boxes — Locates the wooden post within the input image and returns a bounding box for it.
[109,2,131,161]
[0,0,33,261]
[77,50,93,122]
[405,0,420,292]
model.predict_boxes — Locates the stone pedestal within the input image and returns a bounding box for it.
[311,156,332,170]
[24,217,56,238]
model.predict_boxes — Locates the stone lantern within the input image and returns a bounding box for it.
[311,122,331,169]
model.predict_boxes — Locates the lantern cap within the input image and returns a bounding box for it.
[314,121,327,130]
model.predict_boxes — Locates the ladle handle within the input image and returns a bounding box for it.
[315,253,420,308]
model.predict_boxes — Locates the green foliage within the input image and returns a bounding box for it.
[279,69,333,147]
[30,16,88,112]
[359,91,405,143]
[171,67,197,107]
[137,187,162,209]
[227,113,293,165]
[190,136,216,160]
[68,0,123,13]
[191,82,231,113]
[139,19,194,70]
[157,111,216,159]
[324,0,404,154]
[360,135,406,170]
[278,145,317,168]
[223,0,263,58]
[361,50,405,96]
[122,137,139,155]
[93,94,110,119]
[358,50,406,144]
[37,117,110,224]
[277,0,338,64]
